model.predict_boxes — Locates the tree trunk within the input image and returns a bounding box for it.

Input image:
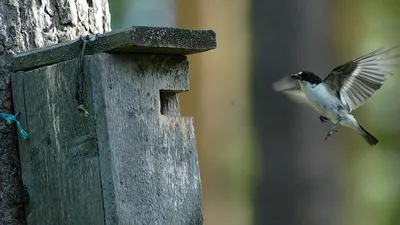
[251,1,340,225]
[0,1,110,224]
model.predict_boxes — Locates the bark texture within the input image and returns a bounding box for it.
[0,1,110,224]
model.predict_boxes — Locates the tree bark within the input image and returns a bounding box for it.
[0,1,110,224]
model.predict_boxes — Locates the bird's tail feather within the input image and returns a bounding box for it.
[358,124,378,146]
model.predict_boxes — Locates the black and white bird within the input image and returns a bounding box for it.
[273,45,399,145]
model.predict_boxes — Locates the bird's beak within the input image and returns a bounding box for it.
[291,74,300,80]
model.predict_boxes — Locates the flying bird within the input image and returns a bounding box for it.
[273,45,399,145]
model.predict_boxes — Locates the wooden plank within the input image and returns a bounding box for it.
[12,26,217,72]
[12,59,105,225]
[88,53,203,224]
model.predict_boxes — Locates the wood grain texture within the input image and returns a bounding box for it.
[1,1,110,224]
[12,53,203,224]
[88,53,203,225]
[13,26,217,72]
[12,59,105,225]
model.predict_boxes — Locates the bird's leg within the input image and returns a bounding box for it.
[325,118,341,141]
[319,116,329,123]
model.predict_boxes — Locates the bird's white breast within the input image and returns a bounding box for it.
[300,82,343,121]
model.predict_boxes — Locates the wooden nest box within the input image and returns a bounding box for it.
[11,26,216,225]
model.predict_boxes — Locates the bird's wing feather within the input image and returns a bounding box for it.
[272,76,313,107]
[324,45,400,112]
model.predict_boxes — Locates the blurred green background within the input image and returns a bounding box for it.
[109,0,400,224]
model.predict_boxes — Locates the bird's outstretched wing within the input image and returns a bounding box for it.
[324,45,400,112]
[272,76,312,107]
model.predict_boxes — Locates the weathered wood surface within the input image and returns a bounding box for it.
[0,0,110,225]
[12,26,217,72]
[0,0,110,224]
[12,59,105,225]
[89,54,202,225]
[12,53,203,224]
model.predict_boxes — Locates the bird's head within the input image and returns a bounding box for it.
[291,71,322,85]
